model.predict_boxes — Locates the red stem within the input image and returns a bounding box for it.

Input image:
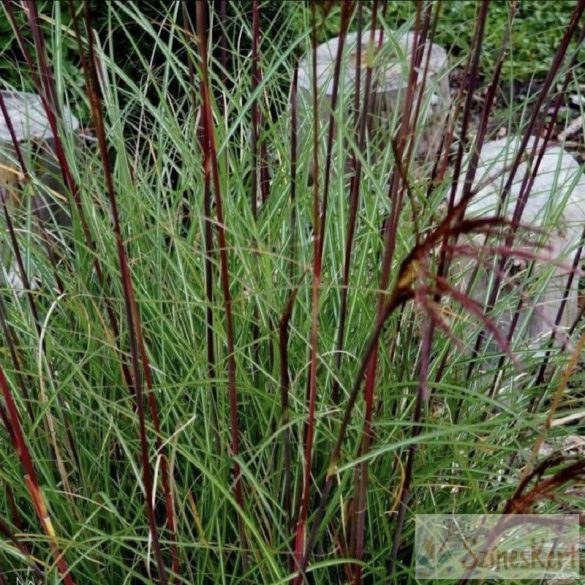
[76,3,170,582]
[195,0,248,568]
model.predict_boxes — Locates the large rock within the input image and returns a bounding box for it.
[297,30,450,171]
[0,91,79,292]
[0,90,79,142]
[0,90,79,222]
[453,137,585,348]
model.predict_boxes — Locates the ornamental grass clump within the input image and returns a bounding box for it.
[0,2,583,584]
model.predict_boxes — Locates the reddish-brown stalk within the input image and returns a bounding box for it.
[195,0,248,568]
[289,65,299,282]
[8,0,133,388]
[293,2,321,575]
[72,3,171,582]
[293,3,353,580]
[332,0,378,405]
[181,2,221,453]
[250,0,262,383]
[282,64,300,538]
[351,4,436,580]
[251,0,262,221]
[279,276,304,535]
[0,366,76,584]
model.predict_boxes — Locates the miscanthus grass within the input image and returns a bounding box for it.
[0,1,583,584]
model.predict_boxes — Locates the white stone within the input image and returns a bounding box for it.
[0,91,78,295]
[297,30,450,167]
[0,90,79,142]
[454,137,585,346]
[298,30,449,99]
